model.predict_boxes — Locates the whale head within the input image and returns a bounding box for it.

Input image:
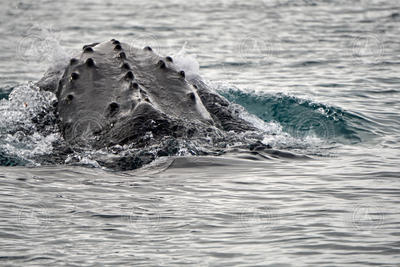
[51,40,215,148]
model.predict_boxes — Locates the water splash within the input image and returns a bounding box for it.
[0,83,60,166]
[171,43,201,81]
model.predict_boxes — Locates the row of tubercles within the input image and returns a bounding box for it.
[68,44,98,82]
[113,40,151,108]
[156,55,192,100]
[142,45,192,102]
[112,39,139,112]
[111,40,134,81]
[63,46,98,103]
[156,56,185,80]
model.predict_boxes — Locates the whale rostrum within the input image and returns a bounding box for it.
[36,39,256,153]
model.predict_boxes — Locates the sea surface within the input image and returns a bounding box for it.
[0,0,400,266]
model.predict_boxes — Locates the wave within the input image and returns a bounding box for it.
[216,86,377,144]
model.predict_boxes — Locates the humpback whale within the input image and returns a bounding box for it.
[36,39,260,169]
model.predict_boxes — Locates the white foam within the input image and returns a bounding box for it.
[0,83,55,132]
[171,43,201,81]
[0,83,60,163]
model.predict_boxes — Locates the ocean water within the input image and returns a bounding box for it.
[1,0,400,266]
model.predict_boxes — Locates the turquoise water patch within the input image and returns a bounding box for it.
[219,89,378,144]
[0,90,11,100]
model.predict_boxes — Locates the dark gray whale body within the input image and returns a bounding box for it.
[37,39,259,169]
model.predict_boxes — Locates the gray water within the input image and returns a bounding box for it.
[1,0,400,266]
